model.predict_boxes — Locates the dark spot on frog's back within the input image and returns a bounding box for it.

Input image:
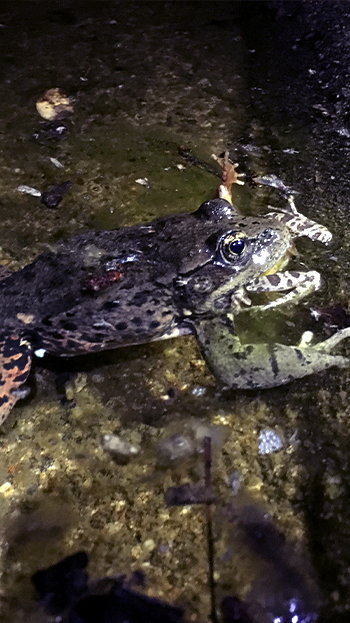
[130,291,150,307]
[116,322,128,331]
[149,320,160,329]
[131,317,143,326]
[102,300,120,311]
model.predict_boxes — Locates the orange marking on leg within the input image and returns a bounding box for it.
[0,336,32,425]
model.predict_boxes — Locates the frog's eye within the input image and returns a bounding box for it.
[228,238,245,254]
[218,232,247,262]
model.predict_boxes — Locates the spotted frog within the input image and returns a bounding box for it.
[0,195,349,424]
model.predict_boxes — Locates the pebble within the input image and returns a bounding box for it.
[258,429,284,455]
[157,434,194,465]
[191,385,206,397]
[101,434,140,462]
[0,481,15,497]
[225,471,240,494]
[135,177,150,187]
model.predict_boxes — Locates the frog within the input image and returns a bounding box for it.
[0,181,349,424]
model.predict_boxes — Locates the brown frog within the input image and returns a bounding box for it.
[0,178,348,423]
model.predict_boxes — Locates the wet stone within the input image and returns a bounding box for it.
[101,434,141,464]
[157,433,194,466]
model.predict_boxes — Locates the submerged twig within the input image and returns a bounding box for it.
[204,436,218,623]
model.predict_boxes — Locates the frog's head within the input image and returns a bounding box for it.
[177,198,294,314]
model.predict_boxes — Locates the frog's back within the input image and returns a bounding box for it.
[0,197,297,423]
[0,231,182,355]
[0,201,249,355]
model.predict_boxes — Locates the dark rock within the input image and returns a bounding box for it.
[31,550,89,615]
[40,180,72,208]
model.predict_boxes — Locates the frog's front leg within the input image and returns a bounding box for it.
[194,317,350,390]
[246,270,322,311]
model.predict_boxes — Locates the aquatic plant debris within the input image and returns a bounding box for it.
[16,185,41,197]
[36,87,73,121]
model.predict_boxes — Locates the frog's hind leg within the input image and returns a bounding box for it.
[194,317,350,390]
[0,334,32,424]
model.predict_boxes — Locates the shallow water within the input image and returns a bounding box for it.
[1,2,350,622]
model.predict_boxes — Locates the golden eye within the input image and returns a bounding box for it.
[218,232,247,262]
[228,237,245,254]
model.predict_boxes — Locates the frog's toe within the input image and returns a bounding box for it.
[0,334,32,425]
[322,354,349,368]
[314,327,350,353]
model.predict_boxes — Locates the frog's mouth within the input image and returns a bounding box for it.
[261,243,297,277]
